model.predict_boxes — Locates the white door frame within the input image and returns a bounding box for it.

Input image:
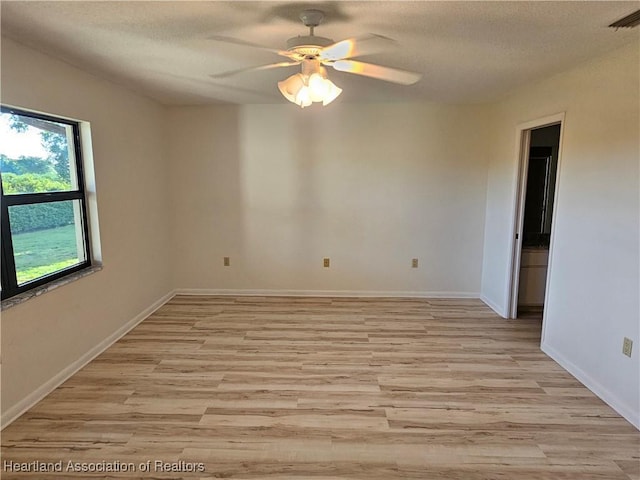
[507,113,565,328]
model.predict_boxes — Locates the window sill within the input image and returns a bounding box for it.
[1,264,103,311]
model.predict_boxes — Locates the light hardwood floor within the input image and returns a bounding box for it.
[2,295,639,479]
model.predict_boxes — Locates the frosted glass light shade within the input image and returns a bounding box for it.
[278,74,306,104]
[321,79,342,106]
[308,73,328,101]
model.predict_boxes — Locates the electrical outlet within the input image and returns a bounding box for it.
[223,256,230,267]
[622,337,633,357]
[412,258,419,268]
[323,258,330,268]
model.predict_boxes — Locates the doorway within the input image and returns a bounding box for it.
[509,116,563,323]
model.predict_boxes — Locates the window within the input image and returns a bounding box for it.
[1,106,92,300]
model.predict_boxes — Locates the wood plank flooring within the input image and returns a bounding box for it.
[2,295,638,479]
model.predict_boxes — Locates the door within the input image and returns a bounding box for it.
[509,117,563,324]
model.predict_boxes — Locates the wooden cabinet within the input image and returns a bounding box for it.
[518,249,548,307]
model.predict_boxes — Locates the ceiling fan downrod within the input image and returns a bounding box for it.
[286,9,333,55]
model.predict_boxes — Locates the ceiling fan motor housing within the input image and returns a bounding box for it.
[286,35,334,58]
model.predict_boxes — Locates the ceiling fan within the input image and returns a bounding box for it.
[210,9,422,107]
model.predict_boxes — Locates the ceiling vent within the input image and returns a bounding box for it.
[609,9,640,29]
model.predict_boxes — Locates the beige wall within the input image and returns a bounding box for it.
[168,103,489,295]
[481,41,639,427]
[0,38,173,417]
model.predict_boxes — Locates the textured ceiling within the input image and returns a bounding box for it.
[1,1,638,106]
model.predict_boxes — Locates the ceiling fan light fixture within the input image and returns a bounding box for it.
[278,64,342,108]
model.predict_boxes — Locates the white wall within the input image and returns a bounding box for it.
[0,38,173,421]
[481,42,639,427]
[168,103,489,296]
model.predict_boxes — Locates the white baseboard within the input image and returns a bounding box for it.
[542,341,640,430]
[1,290,176,430]
[480,294,507,317]
[175,288,480,299]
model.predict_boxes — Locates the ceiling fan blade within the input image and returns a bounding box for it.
[211,61,300,79]
[208,35,293,59]
[320,34,397,61]
[331,60,422,85]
